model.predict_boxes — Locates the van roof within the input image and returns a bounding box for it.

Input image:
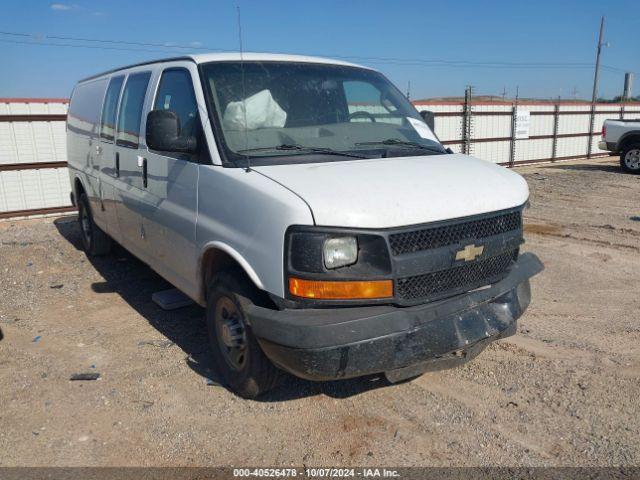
[78,52,370,83]
[191,52,366,68]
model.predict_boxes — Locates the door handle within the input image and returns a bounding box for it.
[115,152,120,177]
[138,155,148,188]
[143,158,148,188]
[97,177,105,211]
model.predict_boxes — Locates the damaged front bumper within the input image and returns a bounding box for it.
[248,252,544,382]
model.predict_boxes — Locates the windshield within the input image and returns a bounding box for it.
[200,61,445,166]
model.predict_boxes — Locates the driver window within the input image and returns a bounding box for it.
[154,68,198,139]
[343,81,401,125]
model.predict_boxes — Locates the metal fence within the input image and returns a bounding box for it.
[1,97,640,219]
[414,97,640,166]
[0,99,72,218]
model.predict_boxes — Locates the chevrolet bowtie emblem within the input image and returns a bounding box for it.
[455,244,484,262]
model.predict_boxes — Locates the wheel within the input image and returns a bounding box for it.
[620,144,640,173]
[77,193,112,256]
[206,271,280,398]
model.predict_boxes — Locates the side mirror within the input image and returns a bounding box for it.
[419,110,436,132]
[146,110,197,154]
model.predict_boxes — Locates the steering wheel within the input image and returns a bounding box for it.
[349,111,377,123]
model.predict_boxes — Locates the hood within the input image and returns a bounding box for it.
[252,154,529,228]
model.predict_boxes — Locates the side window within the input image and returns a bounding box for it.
[68,78,107,137]
[116,72,151,148]
[100,76,124,142]
[153,69,198,139]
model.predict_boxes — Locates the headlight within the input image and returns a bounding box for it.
[323,237,358,269]
[285,227,392,302]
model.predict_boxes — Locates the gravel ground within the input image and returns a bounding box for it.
[0,157,638,467]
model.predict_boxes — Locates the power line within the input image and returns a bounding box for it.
[0,37,191,55]
[602,65,631,73]
[0,30,602,68]
[47,34,219,50]
[0,31,31,37]
[0,29,636,74]
[0,38,597,70]
[0,31,231,53]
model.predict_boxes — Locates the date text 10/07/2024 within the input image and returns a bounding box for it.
[233,468,401,478]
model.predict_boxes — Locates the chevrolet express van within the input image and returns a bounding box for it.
[67,53,543,398]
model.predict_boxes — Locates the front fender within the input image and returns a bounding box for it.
[195,165,315,304]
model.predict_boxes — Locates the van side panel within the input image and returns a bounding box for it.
[67,77,109,227]
[138,62,201,299]
[110,70,154,264]
[95,75,125,241]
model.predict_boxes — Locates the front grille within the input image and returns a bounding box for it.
[396,249,518,301]
[389,210,522,256]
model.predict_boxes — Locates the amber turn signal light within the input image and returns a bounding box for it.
[288,277,393,300]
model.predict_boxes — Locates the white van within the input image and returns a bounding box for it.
[67,53,543,398]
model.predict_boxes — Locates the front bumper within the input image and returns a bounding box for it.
[248,252,543,381]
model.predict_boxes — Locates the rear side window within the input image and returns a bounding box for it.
[100,76,124,142]
[153,69,198,138]
[68,78,107,137]
[116,72,151,148]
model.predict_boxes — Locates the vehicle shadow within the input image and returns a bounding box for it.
[53,217,393,401]
[541,162,621,173]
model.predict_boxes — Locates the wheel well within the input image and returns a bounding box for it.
[201,248,276,308]
[619,134,640,151]
[202,248,240,293]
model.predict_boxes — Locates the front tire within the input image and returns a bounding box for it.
[620,144,640,173]
[77,193,112,256]
[206,271,280,398]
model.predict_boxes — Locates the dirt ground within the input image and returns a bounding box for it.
[0,157,638,467]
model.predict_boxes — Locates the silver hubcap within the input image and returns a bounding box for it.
[625,149,640,170]
[215,296,247,370]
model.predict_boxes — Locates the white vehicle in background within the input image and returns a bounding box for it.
[599,118,640,173]
[66,53,543,398]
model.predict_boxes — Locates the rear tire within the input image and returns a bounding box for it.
[77,193,112,256]
[620,144,640,173]
[206,271,280,399]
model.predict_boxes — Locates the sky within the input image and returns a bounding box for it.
[1,0,639,100]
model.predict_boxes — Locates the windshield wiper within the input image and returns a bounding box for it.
[355,138,445,155]
[237,144,371,159]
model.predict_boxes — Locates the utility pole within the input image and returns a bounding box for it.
[588,16,605,158]
[623,73,634,101]
[590,16,605,104]
[462,86,473,155]
[509,86,519,167]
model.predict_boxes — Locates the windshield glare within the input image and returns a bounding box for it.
[201,61,444,165]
